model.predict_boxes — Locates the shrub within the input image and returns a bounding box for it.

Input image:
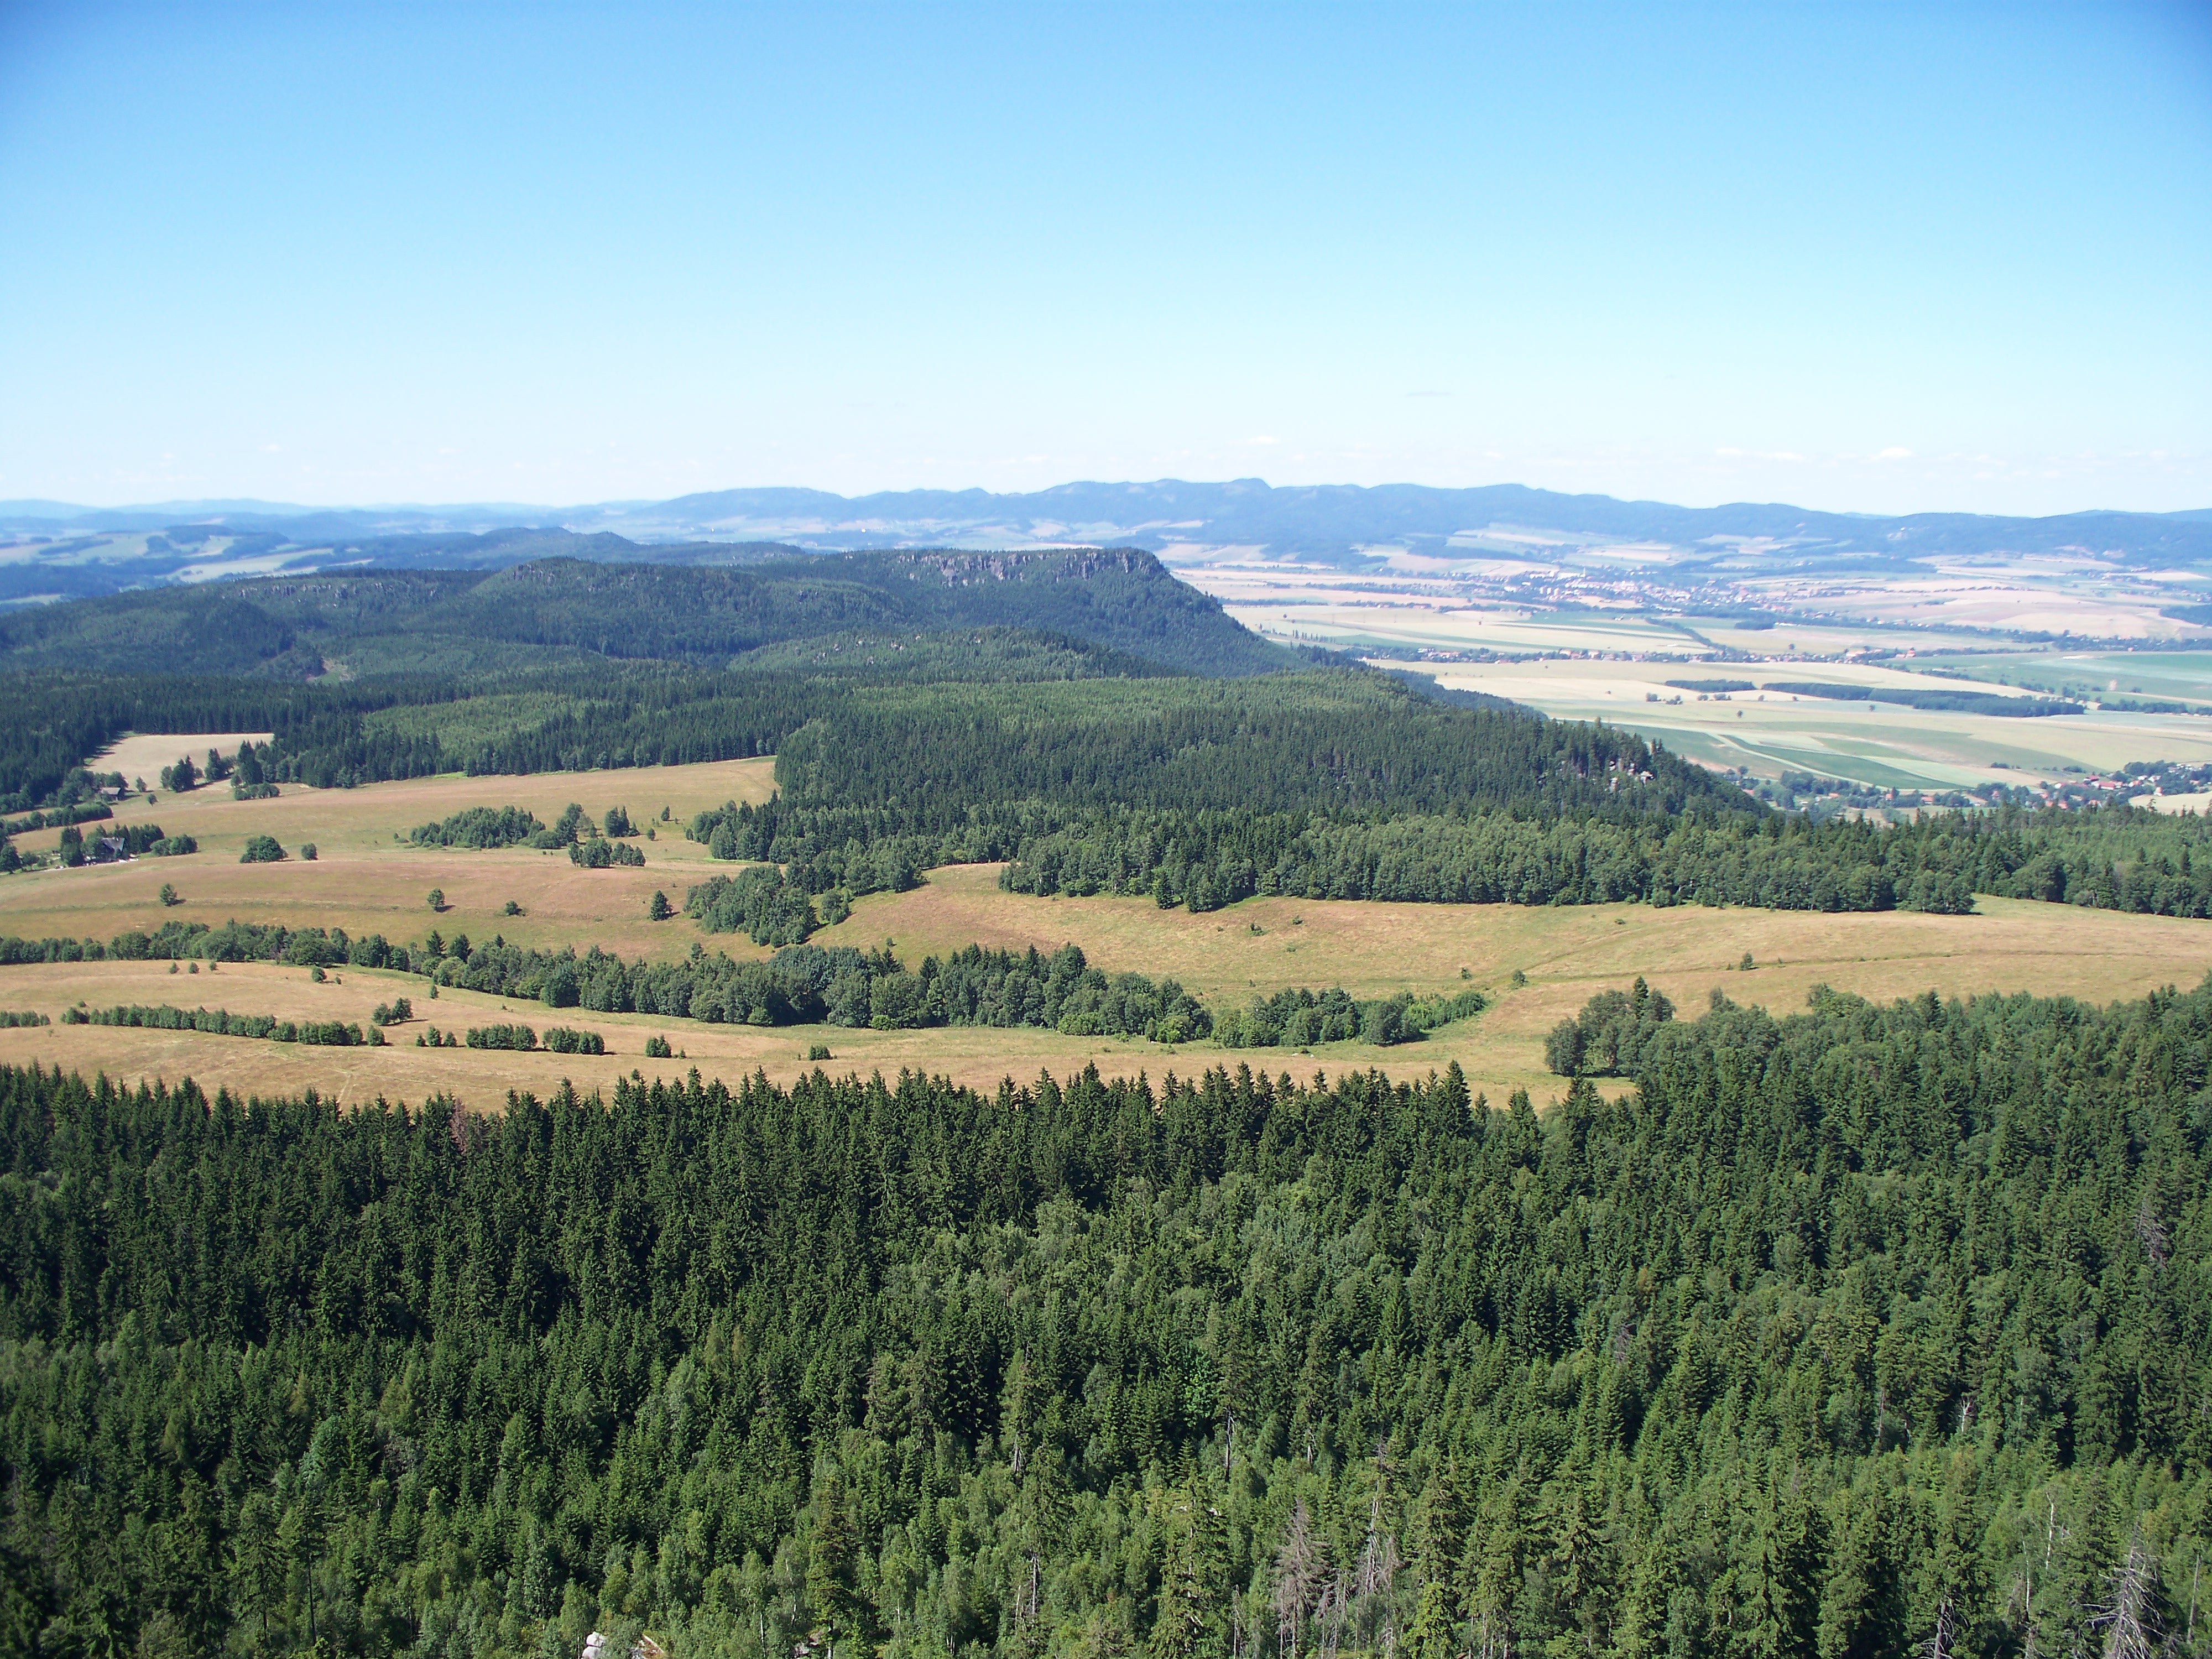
[239,835,285,864]
[644,1035,674,1058]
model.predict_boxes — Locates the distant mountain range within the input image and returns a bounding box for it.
[2,479,2207,605]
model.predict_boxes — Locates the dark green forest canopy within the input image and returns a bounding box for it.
[5,975,2212,1655]
[0,549,1288,680]
[768,672,1723,825]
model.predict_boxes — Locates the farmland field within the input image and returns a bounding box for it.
[1183,555,2212,787]
[1935,649,2212,707]
[1381,654,2212,789]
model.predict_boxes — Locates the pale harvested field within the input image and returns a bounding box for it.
[1223,598,1699,658]
[92,732,274,784]
[2,758,781,960]
[1383,656,2212,789]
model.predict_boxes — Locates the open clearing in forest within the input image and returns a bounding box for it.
[7,817,2212,1110]
[91,732,275,784]
[826,860,2212,1018]
[2,757,780,960]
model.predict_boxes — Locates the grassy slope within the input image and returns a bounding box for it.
[7,761,2211,1112]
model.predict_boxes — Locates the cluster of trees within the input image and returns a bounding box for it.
[159,743,285,797]
[686,868,831,946]
[58,1001,379,1046]
[227,739,282,798]
[409,805,546,848]
[690,799,926,904]
[6,971,2212,1654]
[0,919,375,968]
[1544,978,1676,1076]
[413,802,647,855]
[775,941,1212,1040]
[0,671,461,807]
[403,929,1210,1041]
[1766,680,2084,717]
[461,1024,606,1055]
[1,802,112,836]
[1213,985,1486,1050]
[0,1010,49,1028]
[571,837,646,869]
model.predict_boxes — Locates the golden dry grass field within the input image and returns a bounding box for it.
[7,760,2212,1113]
[4,755,779,959]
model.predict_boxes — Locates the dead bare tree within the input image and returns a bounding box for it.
[1922,1588,1957,1659]
[2089,1531,2161,1659]
[1316,1567,1352,1659]
[1274,1499,1326,1659]
[1354,1482,1404,1659]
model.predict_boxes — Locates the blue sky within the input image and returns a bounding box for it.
[2,2,2206,515]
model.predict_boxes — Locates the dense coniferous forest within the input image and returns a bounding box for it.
[0,551,1286,680]
[5,976,2212,1655]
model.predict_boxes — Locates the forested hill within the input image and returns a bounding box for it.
[0,547,1288,679]
[6,974,2212,1655]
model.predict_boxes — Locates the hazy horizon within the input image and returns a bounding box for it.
[3,2,2207,517]
[4,476,2208,526]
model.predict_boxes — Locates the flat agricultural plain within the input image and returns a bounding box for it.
[6,762,2212,1112]
[1386,656,2212,791]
